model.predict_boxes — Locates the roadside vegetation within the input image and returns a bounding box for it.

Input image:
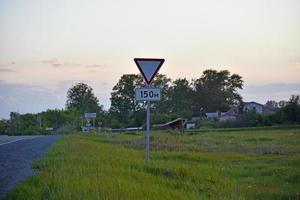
[0,69,299,136]
[4,129,300,199]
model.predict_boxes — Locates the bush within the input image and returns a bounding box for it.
[234,111,263,127]
[200,111,263,128]
[198,118,218,128]
[56,123,78,134]
[22,126,44,135]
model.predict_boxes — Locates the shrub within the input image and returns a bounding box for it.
[56,123,78,134]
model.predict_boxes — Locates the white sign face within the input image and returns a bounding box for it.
[134,58,164,85]
[135,88,161,101]
[84,113,96,118]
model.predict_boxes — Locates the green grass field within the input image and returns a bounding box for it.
[4,129,300,200]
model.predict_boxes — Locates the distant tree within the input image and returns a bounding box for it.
[192,69,243,115]
[282,95,300,123]
[109,74,172,127]
[0,119,10,135]
[66,83,103,113]
[110,74,144,113]
[265,100,279,109]
[168,78,193,118]
[151,74,172,113]
[109,74,144,126]
[8,112,42,135]
[9,112,20,135]
[41,109,67,129]
[278,100,288,108]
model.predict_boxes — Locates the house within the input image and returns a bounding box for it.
[185,121,196,129]
[243,102,275,115]
[205,111,226,119]
[204,101,275,122]
[185,116,202,129]
[219,107,239,121]
[191,116,201,121]
[243,102,264,114]
[205,112,219,119]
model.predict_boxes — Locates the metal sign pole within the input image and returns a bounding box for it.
[134,57,164,163]
[146,100,150,162]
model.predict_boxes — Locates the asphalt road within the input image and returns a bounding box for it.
[0,135,61,199]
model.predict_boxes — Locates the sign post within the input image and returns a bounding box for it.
[146,100,150,161]
[134,58,164,162]
[84,112,96,129]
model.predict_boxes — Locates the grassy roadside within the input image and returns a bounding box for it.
[4,129,300,200]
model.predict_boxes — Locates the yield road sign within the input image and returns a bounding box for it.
[135,87,161,101]
[134,58,165,85]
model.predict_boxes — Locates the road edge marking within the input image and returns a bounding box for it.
[0,136,40,146]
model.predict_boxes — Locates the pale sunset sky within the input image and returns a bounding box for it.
[0,0,299,119]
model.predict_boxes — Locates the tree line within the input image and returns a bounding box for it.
[109,70,243,127]
[0,69,299,135]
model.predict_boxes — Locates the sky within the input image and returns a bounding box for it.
[0,0,299,119]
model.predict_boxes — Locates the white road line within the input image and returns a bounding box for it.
[0,138,27,146]
[0,136,40,146]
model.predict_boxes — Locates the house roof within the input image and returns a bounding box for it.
[243,101,264,107]
[205,112,218,117]
[220,107,239,117]
[153,118,187,128]
[244,101,275,114]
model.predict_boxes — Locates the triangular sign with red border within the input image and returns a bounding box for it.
[134,58,165,85]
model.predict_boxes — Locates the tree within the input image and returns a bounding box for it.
[0,119,9,135]
[110,74,144,113]
[192,69,243,115]
[278,100,288,108]
[8,112,42,135]
[109,74,171,127]
[168,78,193,118]
[109,74,144,126]
[282,95,300,123]
[66,83,102,113]
[151,74,172,113]
[265,100,279,109]
[41,109,67,129]
[9,112,20,135]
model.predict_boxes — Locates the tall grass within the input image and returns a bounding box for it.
[4,129,300,200]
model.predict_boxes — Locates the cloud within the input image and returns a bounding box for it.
[0,68,15,73]
[295,62,300,70]
[0,59,104,71]
[41,58,75,67]
[86,64,102,68]
[40,58,103,69]
[0,82,66,119]
[240,82,300,104]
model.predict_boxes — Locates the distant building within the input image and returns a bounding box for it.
[205,112,218,119]
[191,116,201,121]
[243,102,275,115]
[185,121,196,129]
[219,107,239,121]
[205,112,226,119]
[203,101,275,122]
[243,102,264,114]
